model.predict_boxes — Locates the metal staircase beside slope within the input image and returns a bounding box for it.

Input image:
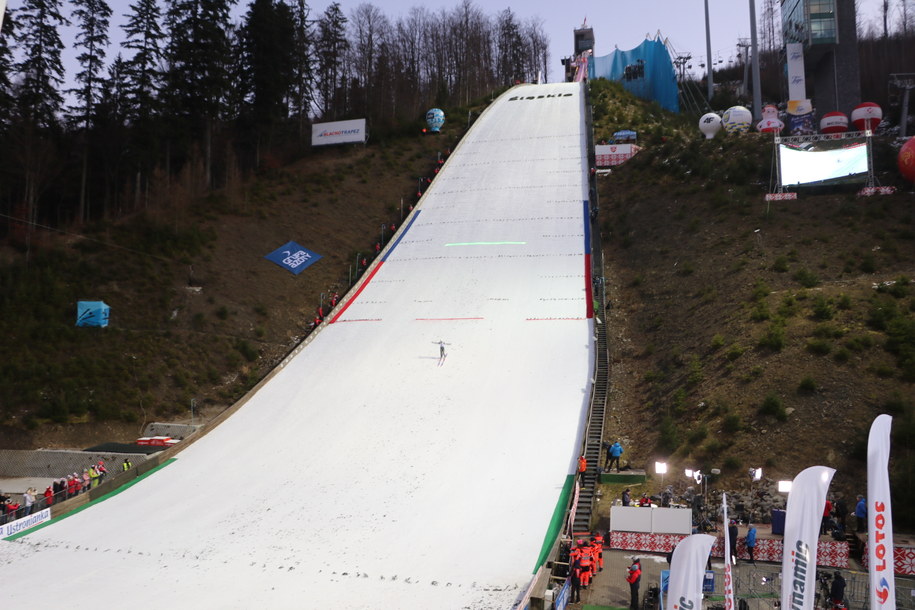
[572,316,609,536]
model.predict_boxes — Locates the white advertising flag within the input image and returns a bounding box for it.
[868,414,895,609]
[667,533,716,610]
[780,466,836,610]
[721,492,736,610]
[786,42,806,101]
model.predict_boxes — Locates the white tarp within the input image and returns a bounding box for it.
[868,414,896,610]
[311,118,368,146]
[0,82,592,609]
[780,466,836,610]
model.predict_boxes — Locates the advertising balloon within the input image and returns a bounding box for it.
[756,118,784,133]
[425,108,445,133]
[820,111,849,134]
[761,104,779,120]
[698,112,722,139]
[851,102,882,131]
[722,106,752,134]
[900,137,915,183]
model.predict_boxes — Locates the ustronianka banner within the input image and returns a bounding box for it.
[667,533,716,610]
[781,466,836,610]
[868,414,895,609]
[721,493,736,610]
[2,508,51,538]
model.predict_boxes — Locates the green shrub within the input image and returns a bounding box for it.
[758,322,786,351]
[215,306,229,320]
[659,415,680,452]
[751,301,771,321]
[759,393,787,421]
[860,253,877,273]
[836,293,853,310]
[723,456,742,471]
[688,425,708,445]
[798,376,818,394]
[793,268,820,288]
[726,343,746,361]
[722,413,742,433]
[234,339,259,363]
[779,294,800,318]
[833,348,851,363]
[806,339,832,355]
[868,297,899,330]
[845,334,875,352]
[772,255,790,273]
[812,295,834,320]
[751,279,771,301]
[711,334,726,349]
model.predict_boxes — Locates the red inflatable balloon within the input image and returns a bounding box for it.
[900,137,915,183]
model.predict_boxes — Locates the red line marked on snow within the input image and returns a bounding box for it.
[335,318,383,323]
[329,262,384,323]
[415,317,484,321]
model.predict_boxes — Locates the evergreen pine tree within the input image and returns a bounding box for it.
[14,0,69,128]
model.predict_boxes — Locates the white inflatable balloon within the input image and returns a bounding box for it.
[699,112,722,139]
[722,106,753,134]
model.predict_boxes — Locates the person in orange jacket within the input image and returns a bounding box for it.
[592,532,604,571]
[577,455,587,483]
[626,558,642,610]
[578,546,593,588]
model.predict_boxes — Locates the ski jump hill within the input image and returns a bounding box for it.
[0,82,595,609]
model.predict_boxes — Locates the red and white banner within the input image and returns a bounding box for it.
[595,144,640,167]
[868,414,896,609]
[722,493,736,610]
[781,466,836,610]
[667,534,716,610]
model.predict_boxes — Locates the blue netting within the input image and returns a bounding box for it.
[588,37,679,113]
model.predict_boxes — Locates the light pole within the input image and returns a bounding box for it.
[704,0,714,101]
[748,0,763,119]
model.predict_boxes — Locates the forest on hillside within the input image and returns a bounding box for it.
[0,0,548,251]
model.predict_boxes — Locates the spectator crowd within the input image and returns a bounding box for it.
[1,458,133,525]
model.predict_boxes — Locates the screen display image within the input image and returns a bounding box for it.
[778,139,869,187]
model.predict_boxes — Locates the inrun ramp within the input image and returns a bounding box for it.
[0,82,595,609]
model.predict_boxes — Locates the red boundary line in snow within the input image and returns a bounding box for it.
[334,318,383,323]
[329,262,384,324]
[415,317,484,321]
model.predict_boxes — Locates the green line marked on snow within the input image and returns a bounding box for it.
[444,241,526,246]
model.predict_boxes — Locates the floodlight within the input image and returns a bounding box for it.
[778,480,792,493]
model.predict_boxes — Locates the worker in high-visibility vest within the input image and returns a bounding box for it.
[577,455,587,483]
[578,546,593,588]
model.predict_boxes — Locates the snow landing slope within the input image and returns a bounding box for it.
[0,81,594,609]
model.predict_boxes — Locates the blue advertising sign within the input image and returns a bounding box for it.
[265,241,322,275]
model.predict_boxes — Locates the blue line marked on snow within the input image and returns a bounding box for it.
[381,210,422,262]
[582,200,591,254]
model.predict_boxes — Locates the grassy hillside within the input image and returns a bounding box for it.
[591,79,915,527]
[0,114,470,450]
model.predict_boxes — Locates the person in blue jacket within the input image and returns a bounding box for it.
[746,523,757,564]
[855,495,867,532]
[605,441,624,471]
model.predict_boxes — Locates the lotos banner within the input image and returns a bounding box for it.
[667,533,716,610]
[868,414,895,609]
[780,466,836,610]
[721,493,736,610]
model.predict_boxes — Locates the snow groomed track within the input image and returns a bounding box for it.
[0,82,594,609]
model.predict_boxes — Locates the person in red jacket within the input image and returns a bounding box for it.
[626,558,642,610]
[577,455,587,484]
[43,485,54,507]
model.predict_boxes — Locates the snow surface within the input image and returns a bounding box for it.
[0,82,594,609]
